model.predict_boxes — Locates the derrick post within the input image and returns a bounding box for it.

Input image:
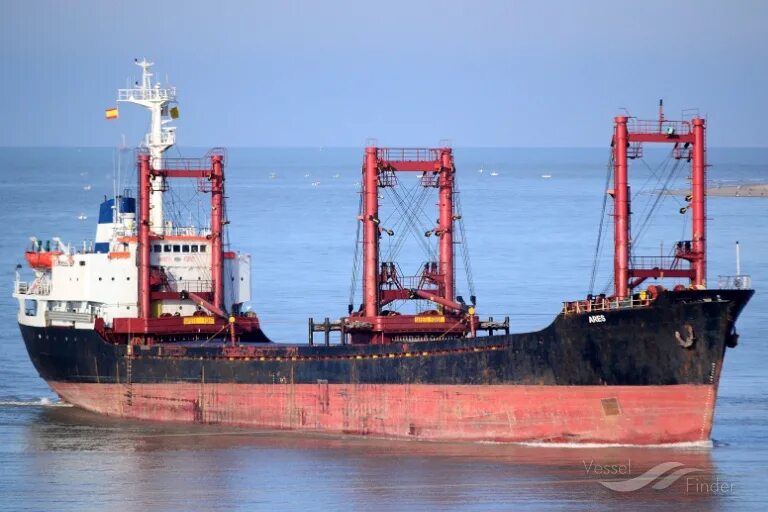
[613,116,630,299]
[138,154,152,319]
[438,148,455,303]
[362,147,379,317]
[691,118,707,288]
[211,154,225,311]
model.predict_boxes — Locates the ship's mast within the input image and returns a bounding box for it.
[610,104,707,298]
[117,59,176,235]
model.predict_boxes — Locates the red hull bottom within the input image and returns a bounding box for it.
[49,382,716,444]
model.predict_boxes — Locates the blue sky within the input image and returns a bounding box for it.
[1,0,767,147]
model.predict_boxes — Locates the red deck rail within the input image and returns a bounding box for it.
[377,148,442,162]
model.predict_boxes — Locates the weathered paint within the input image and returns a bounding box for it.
[19,289,752,444]
[49,381,716,444]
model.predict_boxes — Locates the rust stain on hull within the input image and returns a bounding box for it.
[50,381,715,445]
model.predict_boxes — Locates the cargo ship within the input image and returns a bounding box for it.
[13,62,752,444]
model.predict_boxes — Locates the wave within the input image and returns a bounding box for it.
[0,397,72,408]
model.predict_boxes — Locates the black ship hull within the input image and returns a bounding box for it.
[19,289,752,444]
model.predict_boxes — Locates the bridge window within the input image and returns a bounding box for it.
[24,299,37,316]
[153,244,161,252]
[182,245,190,253]
[200,245,207,253]
[163,245,171,253]
[191,245,198,253]
[173,245,180,253]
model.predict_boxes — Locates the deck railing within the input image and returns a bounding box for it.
[166,279,213,293]
[562,295,651,315]
[378,148,442,162]
[628,119,692,136]
[118,87,176,102]
[14,280,51,296]
[717,275,752,290]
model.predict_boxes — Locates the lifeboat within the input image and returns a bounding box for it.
[24,251,62,270]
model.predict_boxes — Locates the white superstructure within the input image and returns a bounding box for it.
[14,60,251,332]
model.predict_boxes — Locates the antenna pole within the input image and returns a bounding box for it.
[658,99,664,132]
[117,59,176,236]
[736,241,741,276]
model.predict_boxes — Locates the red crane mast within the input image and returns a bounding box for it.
[611,102,707,299]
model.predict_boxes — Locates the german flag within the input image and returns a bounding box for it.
[105,107,119,120]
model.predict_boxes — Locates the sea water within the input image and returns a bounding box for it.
[0,147,766,511]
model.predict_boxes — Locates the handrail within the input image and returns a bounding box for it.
[627,119,692,136]
[164,280,213,293]
[717,275,752,290]
[118,87,176,102]
[630,255,683,270]
[15,279,51,296]
[562,295,650,315]
[153,157,212,171]
[378,148,443,163]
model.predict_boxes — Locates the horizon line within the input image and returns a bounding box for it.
[2,145,768,150]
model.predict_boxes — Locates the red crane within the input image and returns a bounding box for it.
[611,101,707,299]
[344,146,478,345]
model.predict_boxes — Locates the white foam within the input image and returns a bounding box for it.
[0,397,72,408]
